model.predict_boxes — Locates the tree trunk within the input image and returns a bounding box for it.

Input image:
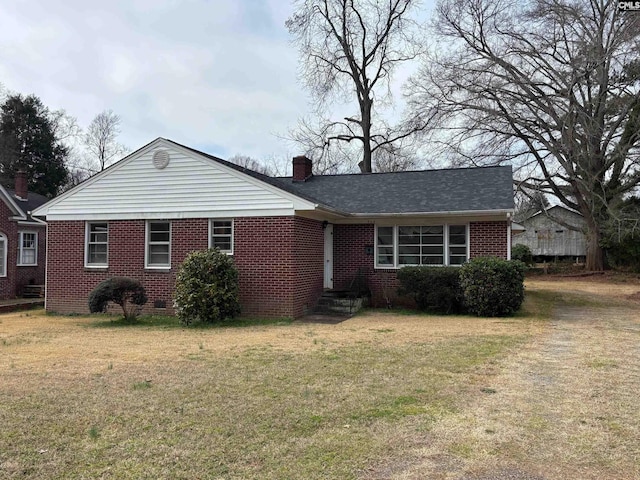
[360,97,373,173]
[585,224,605,271]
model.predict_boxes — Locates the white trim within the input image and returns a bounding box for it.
[209,219,234,255]
[323,223,334,289]
[18,219,46,226]
[507,222,512,260]
[145,220,171,269]
[0,233,7,277]
[85,221,109,268]
[374,223,470,269]
[44,223,48,310]
[39,208,299,222]
[352,209,513,218]
[17,231,38,266]
[0,183,26,218]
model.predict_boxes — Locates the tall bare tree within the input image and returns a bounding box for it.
[287,0,423,173]
[408,0,640,270]
[85,110,126,172]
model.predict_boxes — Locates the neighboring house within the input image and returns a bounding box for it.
[0,172,48,299]
[514,205,587,260]
[33,138,515,318]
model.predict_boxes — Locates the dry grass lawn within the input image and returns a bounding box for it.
[1,277,639,479]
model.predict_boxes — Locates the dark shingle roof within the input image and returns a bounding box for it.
[5,188,50,219]
[165,139,514,216]
[273,166,514,215]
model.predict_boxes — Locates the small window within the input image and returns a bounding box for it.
[376,226,394,266]
[448,225,468,265]
[86,222,108,267]
[146,221,171,268]
[18,231,37,266]
[0,234,6,277]
[210,220,233,254]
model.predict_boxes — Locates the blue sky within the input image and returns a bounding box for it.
[0,0,430,167]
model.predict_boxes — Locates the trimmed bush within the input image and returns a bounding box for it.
[397,266,464,314]
[512,244,534,266]
[88,277,148,321]
[459,257,526,317]
[174,248,241,325]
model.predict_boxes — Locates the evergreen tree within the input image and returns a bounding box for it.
[0,94,69,197]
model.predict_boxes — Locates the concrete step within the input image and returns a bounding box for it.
[313,297,363,316]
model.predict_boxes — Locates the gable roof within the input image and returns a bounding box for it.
[527,204,583,220]
[33,138,514,220]
[168,139,514,215]
[0,183,49,222]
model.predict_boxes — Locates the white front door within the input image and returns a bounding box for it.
[323,223,333,289]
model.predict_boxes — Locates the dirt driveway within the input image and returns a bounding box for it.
[389,279,640,479]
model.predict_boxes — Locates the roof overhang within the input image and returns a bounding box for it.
[349,209,514,218]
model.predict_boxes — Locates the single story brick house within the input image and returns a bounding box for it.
[0,172,48,299]
[33,138,515,318]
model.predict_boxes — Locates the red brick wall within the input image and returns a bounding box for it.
[46,219,209,314]
[45,216,324,318]
[333,221,508,306]
[469,221,508,258]
[0,199,46,299]
[293,217,324,317]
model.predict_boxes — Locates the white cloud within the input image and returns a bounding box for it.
[0,0,307,162]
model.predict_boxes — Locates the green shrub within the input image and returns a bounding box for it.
[397,266,464,314]
[459,257,526,317]
[174,248,241,325]
[511,244,534,266]
[88,277,148,321]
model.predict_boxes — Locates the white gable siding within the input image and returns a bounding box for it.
[39,140,316,220]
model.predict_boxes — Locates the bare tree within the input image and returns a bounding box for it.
[85,110,126,172]
[408,0,640,270]
[287,0,424,173]
[227,154,273,176]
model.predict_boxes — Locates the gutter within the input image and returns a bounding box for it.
[347,209,514,218]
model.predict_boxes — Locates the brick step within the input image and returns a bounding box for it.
[22,285,44,298]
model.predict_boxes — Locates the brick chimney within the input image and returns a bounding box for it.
[15,171,27,200]
[292,155,313,182]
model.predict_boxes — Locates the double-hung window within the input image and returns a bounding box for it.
[86,222,108,267]
[146,221,171,268]
[210,219,233,254]
[376,224,468,268]
[18,231,37,266]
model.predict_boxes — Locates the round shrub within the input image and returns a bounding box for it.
[174,248,241,325]
[459,257,526,317]
[88,277,148,321]
[512,244,534,266]
[397,266,464,314]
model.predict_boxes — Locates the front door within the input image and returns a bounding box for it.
[323,223,333,289]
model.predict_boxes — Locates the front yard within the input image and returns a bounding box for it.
[1,279,639,479]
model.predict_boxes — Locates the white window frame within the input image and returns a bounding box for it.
[17,231,38,266]
[0,233,7,277]
[374,224,470,269]
[85,221,109,268]
[145,220,171,269]
[209,219,234,254]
